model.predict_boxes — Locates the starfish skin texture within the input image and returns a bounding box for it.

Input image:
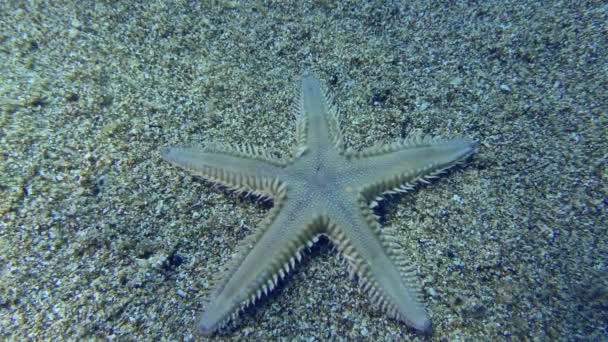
[161,71,475,335]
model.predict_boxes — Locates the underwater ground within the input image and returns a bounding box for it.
[1,1,606,340]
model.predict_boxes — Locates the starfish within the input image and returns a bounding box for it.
[162,70,475,335]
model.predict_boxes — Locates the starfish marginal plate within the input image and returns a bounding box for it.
[162,70,475,335]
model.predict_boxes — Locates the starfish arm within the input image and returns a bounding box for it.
[346,137,475,199]
[326,193,431,332]
[162,144,286,194]
[197,193,323,335]
[294,71,343,155]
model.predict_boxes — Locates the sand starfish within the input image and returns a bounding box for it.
[162,71,475,335]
